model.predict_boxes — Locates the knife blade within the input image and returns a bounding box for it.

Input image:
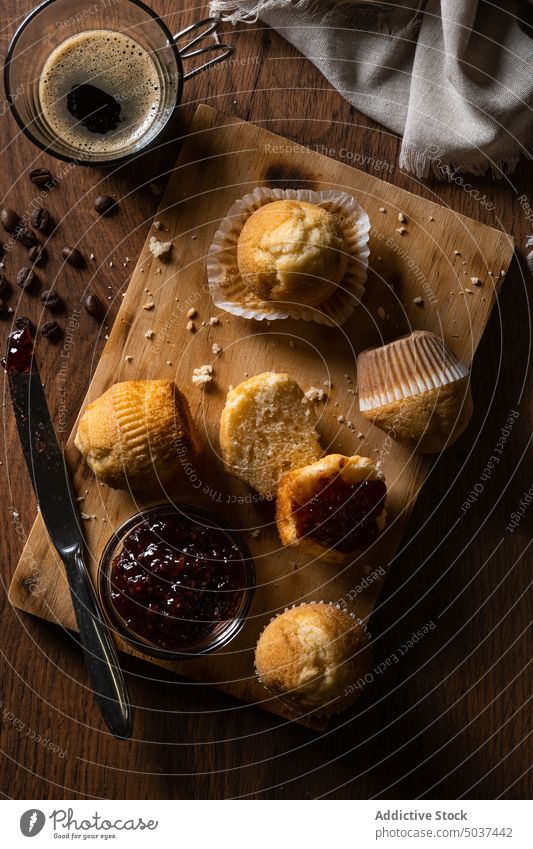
[4,327,132,739]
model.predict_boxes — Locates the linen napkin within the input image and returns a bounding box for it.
[210,0,533,179]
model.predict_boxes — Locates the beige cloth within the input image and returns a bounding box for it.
[210,0,533,179]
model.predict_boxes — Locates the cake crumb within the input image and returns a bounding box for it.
[429,215,435,221]
[454,250,461,256]
[149,236,172,259]
[208,316,220,326]
[90,253,95,260]
[192,365,213,386]
[471,276,482,286]
[304,387,327,403]
[337,415,345,423]
[145,330,155,339]
[358,432,364,439]
[396,226,407,235]
[377,306,386,319]
[398,212,407,223]
[211,342,222,355]
[125,355,133,362]
[187,307,197,319]
[413,296,424,305]
[250,529,261,538]
[186,320,195,332]
[379,207,387,213]
[465,288,473,294]
[142,301,155,310]
[153,220,164,231]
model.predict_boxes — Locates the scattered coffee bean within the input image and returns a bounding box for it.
[94,195,116,215]
[0,273,9,298]
[15,226,37,248]
[31,207,51,233]
[29,167,52,186]
[29,244,47,265]
[83,292,102,317]
[41,289,61,311]
[62,246,84,267]
[16,266,36,290]
[15,315,34,332]
[1,207,21,233]
[41,320,60,341]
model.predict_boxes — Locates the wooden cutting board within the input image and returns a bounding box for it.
[9,105,514,727]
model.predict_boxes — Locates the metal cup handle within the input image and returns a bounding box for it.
[174,18,234,81]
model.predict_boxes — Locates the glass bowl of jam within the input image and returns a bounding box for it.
[98,504,255,659]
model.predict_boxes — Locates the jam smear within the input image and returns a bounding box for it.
[1,326,34,374]
[109,515,247,651]
[67,84,121,134]
[294,476,386,553]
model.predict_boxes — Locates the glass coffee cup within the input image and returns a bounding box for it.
[4,0,233,166]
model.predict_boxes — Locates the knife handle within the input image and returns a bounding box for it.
[64,549,133,739]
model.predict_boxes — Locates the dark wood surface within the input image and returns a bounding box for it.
[0,1,531,800]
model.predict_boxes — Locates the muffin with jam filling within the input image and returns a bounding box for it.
[276,454,387,562]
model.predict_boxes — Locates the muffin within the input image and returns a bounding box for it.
[219,372,322,500]
[358,331,473,454]
[276,454,387,563]
[255,603,372,714]
[75,379,202,493]
[237,199,348,307]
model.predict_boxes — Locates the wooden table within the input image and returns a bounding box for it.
[0,1,531,800]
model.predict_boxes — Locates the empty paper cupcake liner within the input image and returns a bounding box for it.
[254,601,370,718]
[207,187,371,327]
[358,331,469,412]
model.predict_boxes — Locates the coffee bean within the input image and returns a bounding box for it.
[62,246,84,267]
[41,320,60,341]
[1,207,21,233]
[29,167,52,186]
[94,195,116,215]
[29,244,47,266]
[31,207,51,233]
[0,273,9,298]
[41,289,62,311]
[15,226,37,248]
[16,267,36,290]
[83,292,101,317]
[15,315,34,332]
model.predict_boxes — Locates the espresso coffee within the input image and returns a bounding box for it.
[39,30,169,155]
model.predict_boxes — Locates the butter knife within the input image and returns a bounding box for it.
[3,326,132,738]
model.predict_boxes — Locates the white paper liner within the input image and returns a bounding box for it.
[255,601,370,717]
[358,331,470,412]
[207,187,371,327]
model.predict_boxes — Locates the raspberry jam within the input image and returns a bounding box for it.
[1,326,34,374]
[107,512,250,653]
[293,476,386,553]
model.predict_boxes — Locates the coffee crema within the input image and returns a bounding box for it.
[39,29,166,155]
